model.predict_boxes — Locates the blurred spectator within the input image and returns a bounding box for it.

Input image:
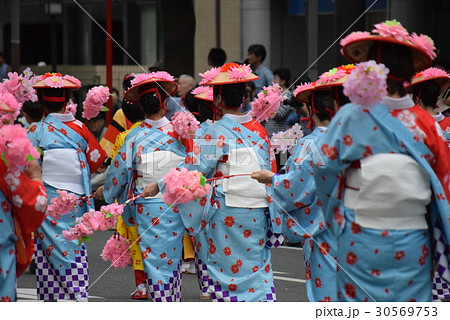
[0,52,8,80]
[208,48,227,67]
[241,81,255,113]
[247,44,273,93]
[166,74,196,120]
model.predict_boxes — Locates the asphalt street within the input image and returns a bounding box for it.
[17,230,308,302]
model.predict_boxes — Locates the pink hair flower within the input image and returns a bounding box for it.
[372,20,408,42]
[65,99,77,116]
[162,167,211,205]
[171,111,200,139]
[250,83,286,122]
[199,67,221,85]
[343,60,390,108]
[47,190,79,219]
[227,64,252,81]
[101,235,131,269]
[82,85,110,120]
[408,33,437,60]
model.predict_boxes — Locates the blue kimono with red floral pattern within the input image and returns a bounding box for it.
[269,127,337,301]
[162,113,279,302]
[103,117,191,302]
[314,97,450,302]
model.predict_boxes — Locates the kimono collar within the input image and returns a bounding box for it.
[382,95,414,111]
[432,113,444,122]
[49,112,75,122]
[316,126,328,132]
[144,116,170,128]
[222,112,252,124]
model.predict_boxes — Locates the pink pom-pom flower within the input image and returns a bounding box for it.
[372,19,408,42]
[191,86,213,100]
[0,90,22,127]
[162,167,211,205]
[62,202,125,244]
[250,83,286,122]
[63,75,82,87]
[82,86,110,120]
[47,190,79,219]
[415,67,450,80]
[408,33,437,60]
[199,67,221,85]
[101,234,131,269]
[343,60,390,108]
[0,124,39,167]
[171,111,200,139]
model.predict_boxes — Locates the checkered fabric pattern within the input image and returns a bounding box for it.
[195,253,209,294]
[35,243,89,301]
[265,286,277,302]
[207,279,240,302]
[265,229,285,248]
[146,261,182,302]
[432,271,450,301]
[207,278,277,302]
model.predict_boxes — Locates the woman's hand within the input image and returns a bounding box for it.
[24,159,43,182]
[94,185,104,200]
[251,170,275,184]
[142,182,159,198]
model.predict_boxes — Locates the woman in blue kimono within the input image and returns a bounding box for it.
[183,86,216,299]
[28,74,107,301]
[143,63,280,302]
[314,20,450,302]
[99,72,191,302]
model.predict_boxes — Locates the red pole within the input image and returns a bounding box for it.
[106,0,113,126]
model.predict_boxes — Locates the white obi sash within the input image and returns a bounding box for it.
[344,153,431,230]
[216,146,268,208]
[42,149,85,194]
[136,150,185,198]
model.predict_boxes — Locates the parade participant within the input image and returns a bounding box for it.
[182,85,216,299]
[0,159,47,302]
[0,88,47,302]
[251,65,354,302]
[99,74,135,158]
[99,71,191,302]
[109,84,148,300]
[315,20,450,302]
[409,67,450,134]
[28,73,108,301]
[143,63,280,302]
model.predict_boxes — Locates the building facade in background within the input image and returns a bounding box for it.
[0,0,449,91]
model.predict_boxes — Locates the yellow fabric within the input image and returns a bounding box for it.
[113,121,143,271]
[110,122,142,160]
[100,109,131,158]
[183,232,195,260]
[116,215,143,271]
